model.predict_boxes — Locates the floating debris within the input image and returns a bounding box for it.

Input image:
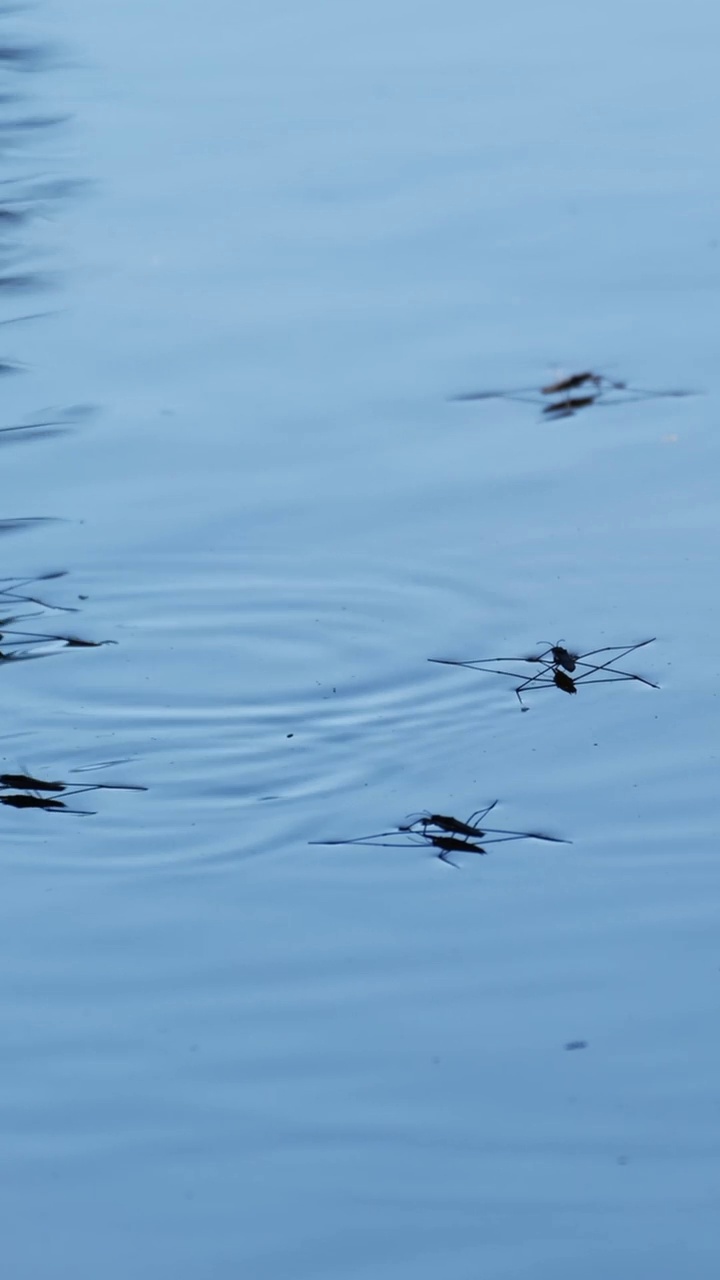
[452,371,695,419]
[310,801,568,867]
[429,639,658,709]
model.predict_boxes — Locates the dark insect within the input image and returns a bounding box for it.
[0,770,147,816]
[540,372,605,394]
[452,370,695,419]
[399,804,498,838]
[534,641,577,672]
[310,803,568,867]
[0,772,65,791]
[0,772,146,794]
[429,638,657,709]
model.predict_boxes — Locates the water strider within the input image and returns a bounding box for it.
[429,638,658,708]
[311,805,569,866]
[452,370,696,419]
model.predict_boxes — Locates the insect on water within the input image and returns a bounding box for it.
[398,803,500,837]
[310,802,569,867]
[533,641,578,672]
[451,370,696,419]
[540,372,604,395]
[0,770,147,816]
[429,638,658,709]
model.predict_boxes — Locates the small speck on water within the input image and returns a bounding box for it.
[564,1040,587,1051]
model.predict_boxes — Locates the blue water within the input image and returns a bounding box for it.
[1,1,719,1275]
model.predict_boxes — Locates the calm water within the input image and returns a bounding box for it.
[2,1,720,1275]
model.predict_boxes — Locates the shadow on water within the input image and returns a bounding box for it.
[0,403,97,444]
[0,17,117,710]
[0,571,115,661]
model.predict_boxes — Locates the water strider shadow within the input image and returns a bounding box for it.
[311,801,569,867]
[0,516,57,534]
[0,26,80,351]
[0,15,144,830]
[430,639,658,710]
[452,371,697,419]
[0,572,115,661]
[0,771,147,816]
[0,31,90,438]
[0,403,97,445]
[0,41,51,73]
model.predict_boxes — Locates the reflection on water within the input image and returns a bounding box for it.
[0,515,54,533]
[0,39,51,71]
[0,26,119,721]
[0,23,108,677]
[0,403,96,444]
[0,569,117,664]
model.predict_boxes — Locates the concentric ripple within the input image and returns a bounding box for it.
[6,548,514,869]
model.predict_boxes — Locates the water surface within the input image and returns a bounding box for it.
[2,1,720,1276]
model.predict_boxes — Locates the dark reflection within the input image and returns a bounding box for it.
[0,517,58,534]
[430,638,658,709]
[0,33,78,320]
[0,572,113,661]
[1,176,84,202]
[0,20,118,819]
[0,570,77,609]
[0,112,67,131]
[0,619,115,661]
[310,801,568,867]
[0,42,50,69]
[452,371,696,419]
[0,311,55,327]
[0,404,98,445]
[0,772,147,816]
[543,394,597,418]
[0,272,44,290]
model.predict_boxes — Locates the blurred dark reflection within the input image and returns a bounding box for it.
[0,570,115,667]
[0,403,98,445]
